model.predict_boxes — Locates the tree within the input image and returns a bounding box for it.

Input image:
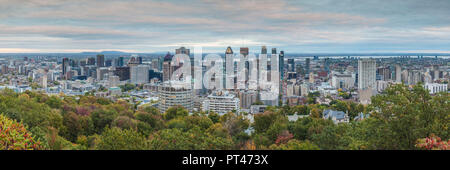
[96,127,148,150]
[164,106,188,120]
[415,134,449,150]
[149,127,233,150]
[370,83,448,149]
[91,109,118,134]
[269,140,320,150]
[0,114,42,150]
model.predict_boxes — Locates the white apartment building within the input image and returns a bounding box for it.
[158,81,193,113]
[358,59,376,90]
[202,91,240,115]
[331,72,355,89]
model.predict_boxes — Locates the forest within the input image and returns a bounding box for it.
[0,84,448,150]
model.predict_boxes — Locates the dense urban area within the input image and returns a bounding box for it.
[0,46,449,150]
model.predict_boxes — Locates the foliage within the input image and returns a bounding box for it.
[415,134,449,150]
[0,114,42,150]
[96,127,148,150]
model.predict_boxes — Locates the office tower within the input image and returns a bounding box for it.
[128,56,139,66]
[96,67,109,81]
[175,47,192,82]
[105,59,112,67]
[151,58,160,71]
[176,47,190,56]
[158,81,193,113]
[97,54,105,67]
[279,51,284,80]
[395,65,402,83]
[261,46,267,55]
[162,52,173,82]
[87,57,96,65]
[118,56,124,67]
[305,58,310,74]
[202,90,240,115]
[62,58,69,77]
[137,56,143,64]
[358,59,376,89]
[130,65,150,84]
[287,59,295,72]
[225,46,234,89]
[114,66,130,81]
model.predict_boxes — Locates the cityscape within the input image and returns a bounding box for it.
[0,0,449,152]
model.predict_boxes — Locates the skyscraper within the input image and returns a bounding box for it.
[176,47,190,56]
[287,58,295,72]
[395,64,402,83]
[225,46,234,89]
[240,47,249,56]
[97,54,105,67]
[261,46,267,55]
[114,66,130,81]
[162,52,173,82]
[130,65,150,84]
[358,59,376,89]
[87,57,96,65]
[305,58,310,74]
[62,58,69,79]
[137,56,143,64]
[279,51,284,80]
[117,56,124,67]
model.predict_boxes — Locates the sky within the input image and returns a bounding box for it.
[0,0,450,53]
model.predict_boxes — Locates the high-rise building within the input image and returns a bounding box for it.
[261,46,267,55]
[279,51,284,80]
[225,46,234,89]
[114,66,130,81]
[287,59,295,72]
[62,58,69,78]
[130,65,150,84]
[162,52,173,82]
[118,56,124,67]
[96,67,109,81]
[137,56,143,64]
[151,58,160,71]
[395,65,402,83]
[97,54,105,67]
[87,57,96,65]
[305,58,310,74]
[158,81,193,113]
[105,59,112,67]
[240,47,249,56]
[202,90,240,115]
[358,59,376,90]
[176,47,190,56]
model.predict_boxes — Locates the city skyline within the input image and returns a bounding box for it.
[1,0,450,53]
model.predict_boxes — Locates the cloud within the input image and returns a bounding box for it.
[0,0,449,53]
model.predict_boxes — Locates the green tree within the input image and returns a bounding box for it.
[96,127,148,150]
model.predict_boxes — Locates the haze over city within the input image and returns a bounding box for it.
[1,0,450,53]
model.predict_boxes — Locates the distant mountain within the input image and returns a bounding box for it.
[81,51,129,55]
